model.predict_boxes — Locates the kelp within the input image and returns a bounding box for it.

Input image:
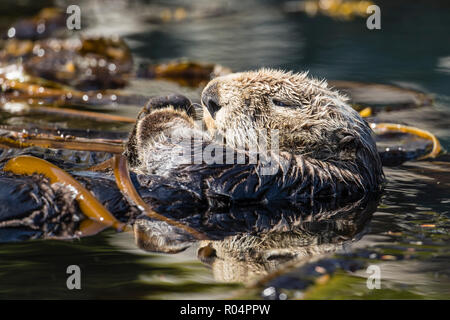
[3,155,125,231]
[24,37,133,90]
[372,122,442,166]
[0,6,445,245]
[357,104,443,164]
[0,128,124,153]
[1,103,135,123]
[137,60,232,87]
[335,80,433,113]
[283,0,375,20]
[0,63,148,108]
[0,36,134,90]
[113,154,208,243]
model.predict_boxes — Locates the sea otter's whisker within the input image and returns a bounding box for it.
[3,155,126,231]
[112,154,208,240]
[371,122,442,159]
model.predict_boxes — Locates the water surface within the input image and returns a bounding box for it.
[0,0,449,299]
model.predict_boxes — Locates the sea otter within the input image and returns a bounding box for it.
[0,69,385,243]
[125,69,385,252]
[125,69,384,206]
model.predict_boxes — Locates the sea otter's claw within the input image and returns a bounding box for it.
[3,155,126,231]
[139,94,194,119]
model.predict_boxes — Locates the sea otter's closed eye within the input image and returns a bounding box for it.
[272,99,297,108]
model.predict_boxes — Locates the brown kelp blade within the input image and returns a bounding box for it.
[137,60,231,87]
[75,219,112,238]
[83,158,115,172]
[26,106,136,123]
[359,107,372,117]
[45,220,111,240]
[3,155,126,231]
[371,122,442,160]
[113,154,207,240]
[333,80,432,113]
[0,130,124,153]
[1,77,147,108]
[0,101,136,124]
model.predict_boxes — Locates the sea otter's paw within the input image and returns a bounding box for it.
[138,94,194,120]
[125,94,196,169]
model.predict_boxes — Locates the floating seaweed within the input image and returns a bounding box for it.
[0,86,444,243]
[283,0,375,20]
[1,37,133,90]
[332,80,433,113]
[0,62,149,111]
[137,60,232,87]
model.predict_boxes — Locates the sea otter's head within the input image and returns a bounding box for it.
[202,69,382,171]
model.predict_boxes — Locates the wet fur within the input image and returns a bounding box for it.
[0,172,81,240]
[126,69,384,206]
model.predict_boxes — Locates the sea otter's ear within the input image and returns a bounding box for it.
[334,128,357,149]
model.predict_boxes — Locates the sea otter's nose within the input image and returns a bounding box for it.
[202,83,222,119]
[204,97,221,119]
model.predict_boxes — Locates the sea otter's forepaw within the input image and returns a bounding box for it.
[125,94,196,169]
[137,94,194,120]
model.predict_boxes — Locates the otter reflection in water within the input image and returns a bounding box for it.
[135,194,381,284]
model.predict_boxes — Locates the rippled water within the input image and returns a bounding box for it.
[0,0,449,299]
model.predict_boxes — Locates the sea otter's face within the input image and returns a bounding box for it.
[201,69,377,163]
